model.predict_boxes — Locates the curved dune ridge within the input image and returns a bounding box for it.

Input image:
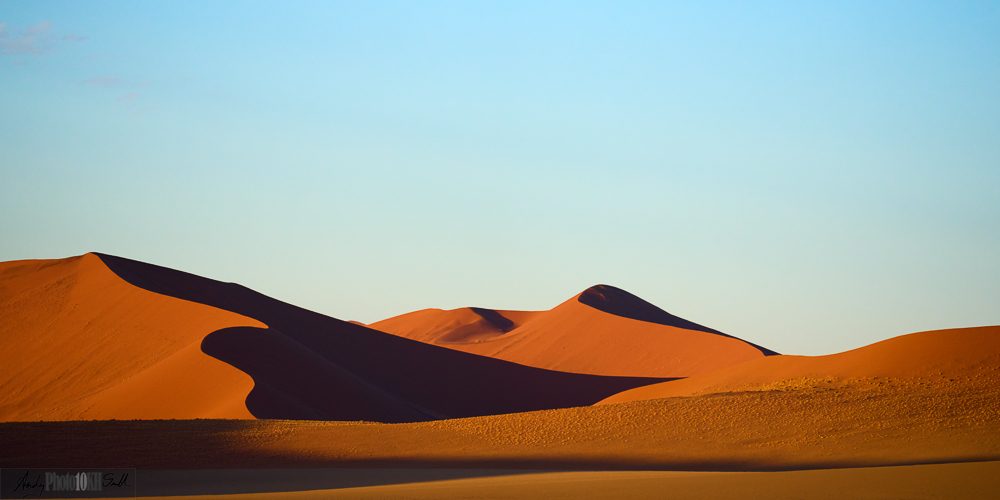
[369,285,773,377]
[0,254,265,421]
[83,253,666,422]
[599,325,1000,404]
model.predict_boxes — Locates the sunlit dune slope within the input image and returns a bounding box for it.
[90,254,666,422]
[0,254,265,421]
[600,325,1000,404]
[370,285,774,377]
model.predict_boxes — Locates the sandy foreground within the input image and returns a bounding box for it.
[64,462,1000,499]
[4,374,998,471]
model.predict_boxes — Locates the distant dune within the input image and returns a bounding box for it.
[599,325,1000,404]
[0,253,665,423]
[370,284,774,377]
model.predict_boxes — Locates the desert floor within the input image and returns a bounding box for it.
[58,462,1000,499]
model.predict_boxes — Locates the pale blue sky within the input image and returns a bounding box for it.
[2,1,998,355]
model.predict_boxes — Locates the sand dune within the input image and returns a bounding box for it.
[4,253,663,423]
[599,325,1000,404]
[0,254,265,421]
[370,285,774,377]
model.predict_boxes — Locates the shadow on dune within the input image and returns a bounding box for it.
[95,253,672,422]
[578,285,779,356]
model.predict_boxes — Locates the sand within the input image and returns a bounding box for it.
[123,462,1000,499]
[369,285,771,378]
[601,325,1000,404]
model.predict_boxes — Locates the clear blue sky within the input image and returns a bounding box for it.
[2,1,998,355]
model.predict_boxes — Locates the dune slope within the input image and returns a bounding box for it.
[600,325,1000,404]
[91,253,667,422]
[370,285,774,377]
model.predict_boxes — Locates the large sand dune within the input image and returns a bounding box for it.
[370,284,774,377]
[0,254,264,420]
[0,253,665,423]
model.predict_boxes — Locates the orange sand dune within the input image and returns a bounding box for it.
[370,285,775,377]
[600,325,1000,404]
[0,254,265,421]
[76,254,664,422]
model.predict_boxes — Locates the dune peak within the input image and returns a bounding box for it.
[578,284,719,334]
[578,284,779,356]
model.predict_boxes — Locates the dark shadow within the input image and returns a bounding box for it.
[2,420,912,475]
[578,285,779,356]
[469,307,515,332]
[94,253,672,423]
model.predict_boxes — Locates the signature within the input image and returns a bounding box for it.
[103,472,131,488]
[7,470,133,498]
[13,470,43,498]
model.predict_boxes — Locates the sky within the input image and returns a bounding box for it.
[1,1,998,356]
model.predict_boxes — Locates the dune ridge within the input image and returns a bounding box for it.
[370,285,772,377]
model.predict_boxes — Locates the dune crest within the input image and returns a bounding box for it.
[370,285,773,377]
